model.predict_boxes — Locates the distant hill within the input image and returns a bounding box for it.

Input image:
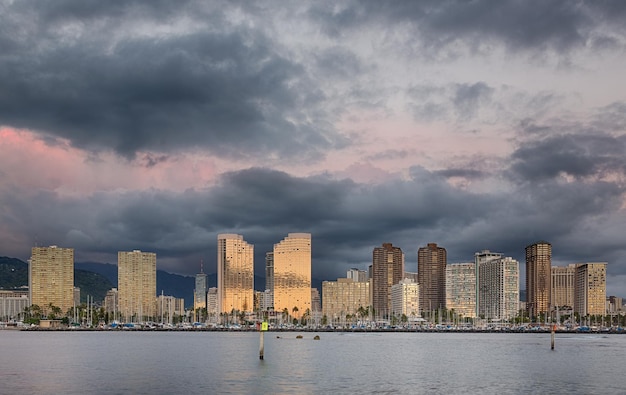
[0,256,28,288]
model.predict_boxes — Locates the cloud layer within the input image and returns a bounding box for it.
[1,1,625,296]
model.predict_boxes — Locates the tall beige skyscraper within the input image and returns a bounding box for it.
[476,253,519,321]
[574,263,607,317]
[551,264,576,309]
[29,246,75,314]
[526,242,551,319]
[446,262,476,319]
[372,243,404,319]
[418,243,447,312]
[273,233,311,319]
[118,250,156,321]
[217,234,254,313]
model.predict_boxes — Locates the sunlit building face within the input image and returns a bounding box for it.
[29,246,74,314]
[118,250,156,321]
[273,233,311,319]
[217,234,254,313]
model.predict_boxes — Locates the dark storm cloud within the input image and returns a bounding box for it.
[0,1,344,160]
[508,132,626,183]
[4,155,626,286]
[310,0,625,55]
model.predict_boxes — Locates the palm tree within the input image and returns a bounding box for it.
[292,306,299,325]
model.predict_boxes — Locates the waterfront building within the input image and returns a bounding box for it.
[607,296,623,313]
[256,290,273,312]
[207,287,218,322]
[418,243,447,312]
[265,252,275,309]
[103,288,119,318]
[118,250,157,322]
[217,234,254,314]
[73,287,80,307]
[551,264,576,309]
[157,294,185,324]
[29,246,74,314]
[347,268,368,283]
[390,278,420,319]
[0,290,29,321]
[311,288,321,313]
[526,241,552,319]
[372,243,404,319]
[446,263,476,319]
[322,277,370,323]
[273,233,311,319]
[574,263,607,317]
[476,254,519,321]
[194,265,208,313]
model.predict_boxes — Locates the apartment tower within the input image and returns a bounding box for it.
[273,233,312,319]
[118,250,157,321]
[418,243,447,312]
[551,264,576,309]
[446,263,476,319]
[525,242,552,319]
[574,263,607,317]
[372,243,404,319]
[29,246,75,314]
[217,234,254,313]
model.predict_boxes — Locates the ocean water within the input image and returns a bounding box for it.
[1,330,625,394]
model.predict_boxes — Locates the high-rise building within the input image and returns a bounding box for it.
[265,252,274,291]
[526,242,552,319]
[446,263,476,319]
[551,264,576,309]
[322,277,370,323]
[118,250,157,321]
[273,233,311,319]
[418,243,447,312]
[574,263,607,317]
[404,271,419,284]
[217,234,254,313]
[390,278,420,319]
[207,287,218,321]
[103,288,119,318]
[372,243,404,319]
[29,246,75,314]
[194,269,208,312]
[476,254,519,321]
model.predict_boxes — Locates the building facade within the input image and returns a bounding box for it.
[217,234,254,313]
[574,263,607,317]
[446,263,476,319]
[418,243,447,312]
[273,233,312,319]
[526,242,552,319]
[29,246,75,314]
[0,290,29,321]
[103,288,119,318]
[551,264,576,309]
[347,268,368,283]
[194,271,208,312]
[372,243,404,319]
[322,277,370,323]
[390,279,420,319]
[118,250,157,321]
[476,255,519,321]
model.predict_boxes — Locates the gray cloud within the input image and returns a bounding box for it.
[310,0,626,56]
[0,1,345,161]
[4,152,626,291]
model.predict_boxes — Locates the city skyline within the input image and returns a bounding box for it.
[1,2,626,297]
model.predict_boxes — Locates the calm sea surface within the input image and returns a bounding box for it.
[1,330,625,394]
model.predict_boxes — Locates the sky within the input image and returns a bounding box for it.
[1,0,626,295]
